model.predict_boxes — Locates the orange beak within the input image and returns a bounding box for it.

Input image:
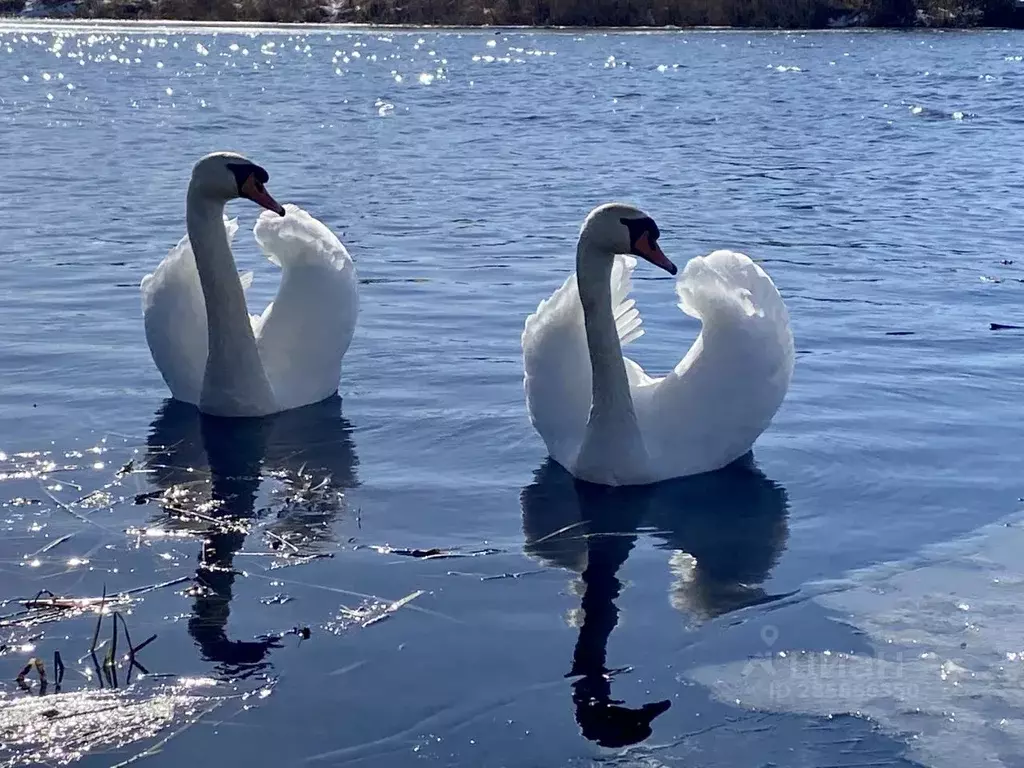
[633,231,677,275]
[240,173,285,216]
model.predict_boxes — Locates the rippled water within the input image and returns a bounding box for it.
[3,20,1024,767]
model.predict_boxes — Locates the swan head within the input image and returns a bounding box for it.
[190,151,286,216]
[579,203,676,275]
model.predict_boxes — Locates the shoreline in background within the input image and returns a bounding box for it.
[2,0,1024,29]
[1,17,1010,29]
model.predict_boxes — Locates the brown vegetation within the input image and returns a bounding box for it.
[10,0,1024,27]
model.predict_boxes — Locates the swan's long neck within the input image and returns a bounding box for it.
[186,187,276,416]
[577,243,634,420]
[574,241,647,482]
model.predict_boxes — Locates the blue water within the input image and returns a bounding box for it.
[2,21,1024,766]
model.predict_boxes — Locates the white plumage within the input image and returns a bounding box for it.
[141,153,357,417]
[522,204,793,486]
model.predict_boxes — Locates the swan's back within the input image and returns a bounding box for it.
[638,250,794,480]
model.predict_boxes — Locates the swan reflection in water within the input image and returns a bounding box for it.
[144,396,359,678]
[520,454,789,748]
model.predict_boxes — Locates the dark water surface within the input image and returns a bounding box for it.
[2,21,1024,767]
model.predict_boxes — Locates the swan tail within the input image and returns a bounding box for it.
[253,203,351,271]
[141,216,241,406]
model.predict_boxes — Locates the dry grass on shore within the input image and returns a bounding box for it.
[7,0,1024,28]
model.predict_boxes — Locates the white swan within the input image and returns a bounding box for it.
[522,203,794,487]
[141,152,358,417]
